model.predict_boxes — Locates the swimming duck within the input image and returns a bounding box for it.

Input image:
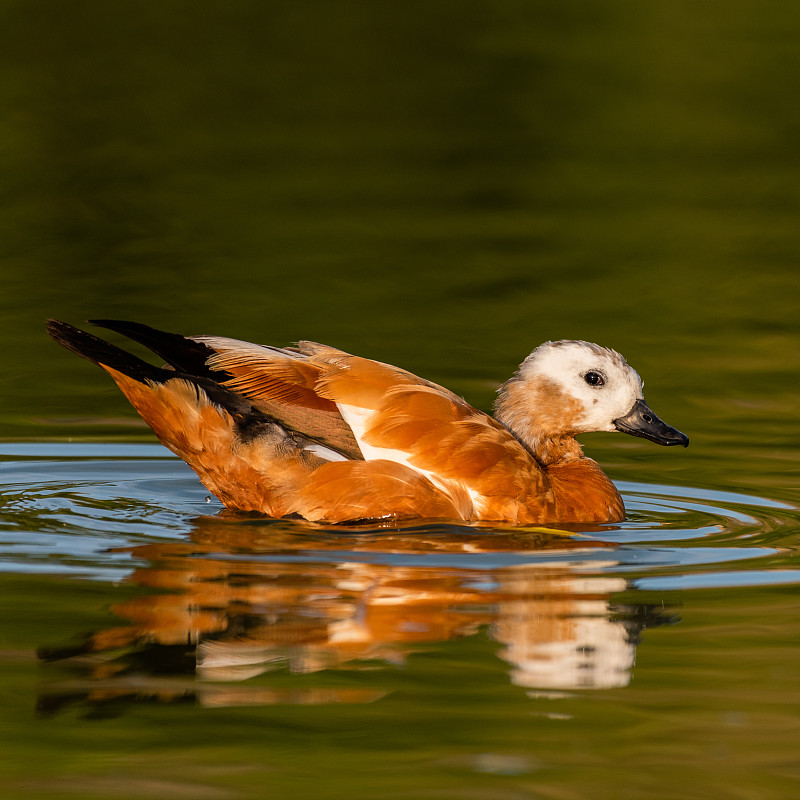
[46,320,688,525]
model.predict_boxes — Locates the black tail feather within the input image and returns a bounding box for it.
[46,320,168,385]
[89,319,228,380]
[47,319,266,425]
[48,319,361,462]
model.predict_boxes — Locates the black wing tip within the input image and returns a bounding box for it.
[46,319,105,364]
[45,317,75,336]
[45,318,166,384]
[84,318,225,379]
[47,317,234,394]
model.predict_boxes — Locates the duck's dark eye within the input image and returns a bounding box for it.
[584,371,605,387]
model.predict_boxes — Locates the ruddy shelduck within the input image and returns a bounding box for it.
[47,320,688,525]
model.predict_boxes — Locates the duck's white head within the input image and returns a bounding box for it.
[495,340,688,460]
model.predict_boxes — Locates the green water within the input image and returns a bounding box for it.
[2,2,799,798]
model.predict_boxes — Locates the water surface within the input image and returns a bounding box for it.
[2,441,799,798]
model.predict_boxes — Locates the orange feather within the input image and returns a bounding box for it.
[48,321,688,525]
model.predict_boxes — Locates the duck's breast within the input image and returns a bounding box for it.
[546,459,625,523]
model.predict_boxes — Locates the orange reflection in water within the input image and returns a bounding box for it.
[38,517,675,712]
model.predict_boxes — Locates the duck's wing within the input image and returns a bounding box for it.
[310,354,549,518]
[90,320,362,460]
[198,341,551,519]
[196,340,547,508]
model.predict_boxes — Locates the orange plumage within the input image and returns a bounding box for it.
[47,320,688,525]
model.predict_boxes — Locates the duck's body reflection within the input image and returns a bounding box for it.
[38,518,676,714]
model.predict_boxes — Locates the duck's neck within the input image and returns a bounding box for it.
[494,377,585,467]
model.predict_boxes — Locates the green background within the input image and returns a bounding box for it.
[1,1,799,798]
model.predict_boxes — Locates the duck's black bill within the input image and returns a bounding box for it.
[613,399,689,447]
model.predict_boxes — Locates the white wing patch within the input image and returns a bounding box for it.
[304,443,348,462]
[336,402,482,511]
[335,404,412,465]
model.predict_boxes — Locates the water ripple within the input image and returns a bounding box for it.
[1,444,798,588]
[7,444,798,705]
